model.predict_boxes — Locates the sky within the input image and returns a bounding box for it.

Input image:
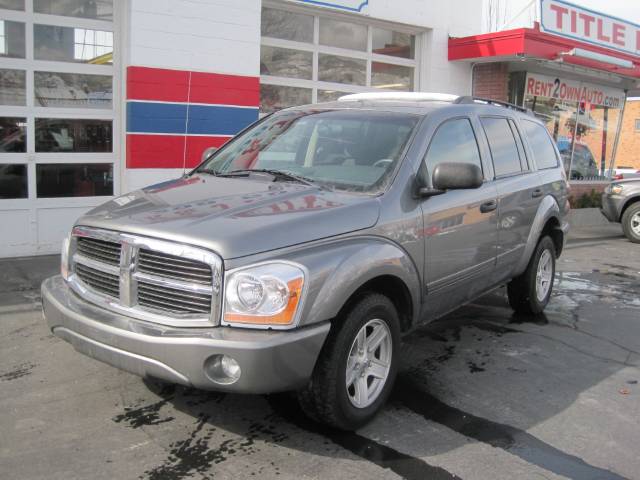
[568,0,640,25]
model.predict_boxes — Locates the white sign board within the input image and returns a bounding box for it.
[525,72,625,108]
[540,0,640,57]
[286,0,369,14]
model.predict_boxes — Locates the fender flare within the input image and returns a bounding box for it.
[287,236,422,329]
[513,195,561,276]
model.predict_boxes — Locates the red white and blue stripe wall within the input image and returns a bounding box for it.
[126,66,259,170]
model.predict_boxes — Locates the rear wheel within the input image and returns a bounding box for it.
[621,203,640,244]
[297,293,400,430]
[507,236,556,315]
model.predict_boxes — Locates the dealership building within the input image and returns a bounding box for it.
[0,0,639,257]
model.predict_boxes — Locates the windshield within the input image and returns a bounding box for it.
[195,109,420,193]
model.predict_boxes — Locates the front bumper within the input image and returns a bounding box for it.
[42,276,330,393]
[601,194,622,223]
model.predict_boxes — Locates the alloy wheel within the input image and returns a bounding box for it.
[345,319,392,409]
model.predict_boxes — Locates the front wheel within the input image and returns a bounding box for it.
[507,236,556,315]
[621,203,640,244]
[297,293,400,430]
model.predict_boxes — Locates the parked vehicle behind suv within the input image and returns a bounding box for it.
[602,178,640,243]
[42,93,569,430]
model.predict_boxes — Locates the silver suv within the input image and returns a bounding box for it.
[42,93,570,430]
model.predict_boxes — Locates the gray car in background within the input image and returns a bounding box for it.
[602,178,640,243]
[41,93,570,430]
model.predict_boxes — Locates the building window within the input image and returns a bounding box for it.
[635,119,640,132]
[260,5,420,113]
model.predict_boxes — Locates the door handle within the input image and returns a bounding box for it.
[480,200,497,213]
[532,188,543,198]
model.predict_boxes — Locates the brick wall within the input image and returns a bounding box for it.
[615,100,640,171]
[472,63,509,102]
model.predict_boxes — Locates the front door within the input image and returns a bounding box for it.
[419,117,498,319]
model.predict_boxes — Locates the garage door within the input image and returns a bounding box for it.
[0,0,118,257]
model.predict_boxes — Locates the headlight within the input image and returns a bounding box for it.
[60,234,71,280]
[223,262,305,327]
[611,184,623,195]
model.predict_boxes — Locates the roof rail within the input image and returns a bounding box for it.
[454,96,530,114]
[338,92,459,102]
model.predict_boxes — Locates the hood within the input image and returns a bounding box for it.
[78,174,381,259]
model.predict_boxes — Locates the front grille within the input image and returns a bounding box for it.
[68,226,222,326]
[75,263,120,298]
[137,282,212,314]
[137,249,212,285]
[76,237,121,266]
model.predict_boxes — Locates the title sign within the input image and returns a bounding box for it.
[525,72,625,108]
[540,0,640,57]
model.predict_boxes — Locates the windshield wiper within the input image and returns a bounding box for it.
[216,169,316,186]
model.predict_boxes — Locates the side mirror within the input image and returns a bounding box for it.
[432,162,483,191]
[201,146,218,163]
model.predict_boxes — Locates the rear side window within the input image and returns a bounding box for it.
[521,120,559,170]
[422,118,482,185]
[480,117,522,177]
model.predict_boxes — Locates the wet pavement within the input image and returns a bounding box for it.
[1,223,639,480]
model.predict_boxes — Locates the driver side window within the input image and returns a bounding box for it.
[420,118,483,186]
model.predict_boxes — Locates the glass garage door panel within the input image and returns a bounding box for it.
[0,20,26,58]
[0,116,26,152]
[0,163,27,198]
[0,68,26,105]
[34,24,113,64]
[34,71,112,108]
[33,0,114,21]
[35,118,112,152]
[36,163,113,198]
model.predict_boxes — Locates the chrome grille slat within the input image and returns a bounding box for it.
[69,226,222,326]
[138,250,210,268]
[137,296,208,314]
[75,264,119,298]
[138,289,211,311]
[137,248,213,287]
[140,253,211,277]
[76,237,121,266]
[137,283,212,305]
[76,247,119,265]
[138,253,211,273]
[137,266,212,284]
[77,265,119,282]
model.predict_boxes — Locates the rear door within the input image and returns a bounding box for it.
[419,117,498,318]
[479,116,541,281]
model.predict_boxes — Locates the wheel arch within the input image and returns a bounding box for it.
[513,195,563,276]
[336,275,414,333]
[620,195,640,221]
[294,237,421,333]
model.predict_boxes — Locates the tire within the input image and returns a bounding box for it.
[297,293,401,430]
[507,236,556,315]
[621,203,640,244]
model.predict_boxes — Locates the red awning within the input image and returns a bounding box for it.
[449,24,640,79]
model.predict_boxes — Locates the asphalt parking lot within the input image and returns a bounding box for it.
[1,224,639,480]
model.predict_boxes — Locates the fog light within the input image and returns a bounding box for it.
[204,354,241,385]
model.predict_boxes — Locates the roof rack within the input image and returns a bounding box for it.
[454,95,530,113]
